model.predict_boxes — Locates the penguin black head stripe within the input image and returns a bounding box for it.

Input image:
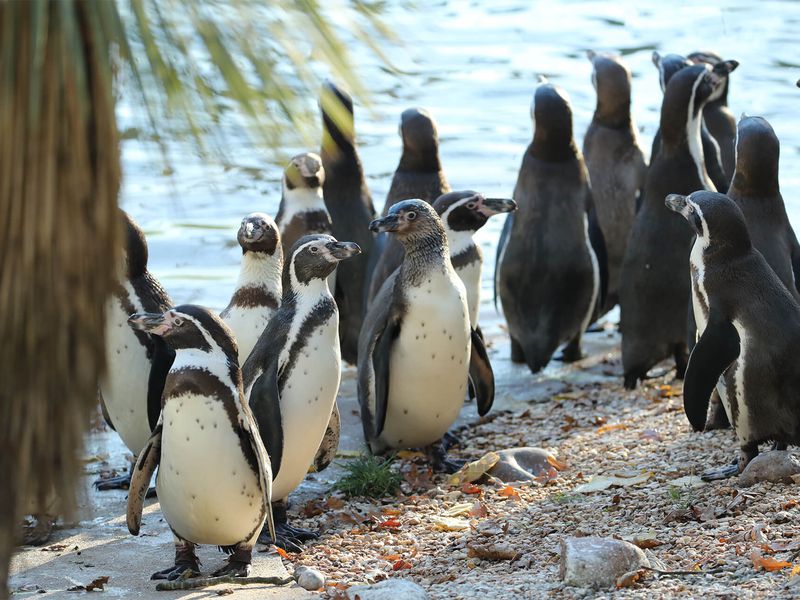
[123,211,149,279]
[237,213,279,256]
[660,64,730,146]
[733,116,780,196]
[530,83,576,161]
[666,191,751,257]
[687,51,738,103]
[284,152,324,191]
[651,52,692,93]
[369,199,445,246]
[433,191,516,233]
[286,234,361,287]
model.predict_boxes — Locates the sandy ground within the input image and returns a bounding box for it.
[10,314,800,598]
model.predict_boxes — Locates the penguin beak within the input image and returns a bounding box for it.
[243,221,262,240]
[326,241,361,260]
[665,194,687,214]
[128,312,171,336]
[479,198,517,217]
[369,214,401,233]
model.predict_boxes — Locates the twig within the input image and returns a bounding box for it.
[155,575,293,591]
[643,566,725,577]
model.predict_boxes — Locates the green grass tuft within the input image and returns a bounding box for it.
[334,454,403,499]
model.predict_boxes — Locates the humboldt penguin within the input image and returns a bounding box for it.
[243,234,360,550]
[688,51,738,182]
[320,81,376,364]
[275,152,332,253]
[433,191,516,331]
[650,51,735,193]
[666,191,800,478]
[368,108,450,305]
[96,210,174,491]
[220,213,282,362]
[496,82,603,373]
[583,50,647,314]
[126,305,275,579]
[620,62,736,389]
[358,200,495,472]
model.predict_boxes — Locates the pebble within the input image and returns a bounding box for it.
[346,579,429,600]
[739,451,800,487]
[293,565,326,591]
[560,536,650,589]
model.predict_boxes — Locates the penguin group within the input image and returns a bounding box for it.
[91,47,800,584]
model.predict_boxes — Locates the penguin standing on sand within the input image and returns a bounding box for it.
[620,63,735,389]
[96,210,174,491]
[368,108,450,305]
[221,213,283,362]
[496,82,603,373]
[243,235,361,550]
[126,305,275,579]
[583,51,647,314]
[666,191,800,478]
[433,191,516,331]
[320,82,376,364]
[358,200,494,472]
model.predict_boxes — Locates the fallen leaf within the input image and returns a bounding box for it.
[790,565,800,578]
[396,450,425,460]
[300,500,324,518]
[659,385,674,398]
[378,518,401,529]
[380,554,401,561]
[447,452,500,486]
[633,538,664,549]
[616,569,645,588]
[460,483,481,495]
[611,494,621,505]
[274,546,290,560]
[535,466,560,485]
[747,522,769,544]
[596,423,627,434]
[404,464,435,490]
[546,455,567,470]
[561,415,578,432]
[469,501,488,518]
[574,472,651,493]
[392,559,412,571]
[430,516,470,531]
[335,449,362,458]
[326,496,345,509]
[498,485,521,501]
[381,508,401,516]
[444,503,473,517]
[466,543,519,561]
[592,415,607,426]
[782,499,798,510]
[670,475,707,489]
[751,551,791,572]
[67,576,109,592]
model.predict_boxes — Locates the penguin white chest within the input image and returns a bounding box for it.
[223,305,275,362]
[156,392,265,546]
[381,270,471,449]
[729,320,751,442]
[690,239,709,333]
[100,290,152,455]
[271,314,341,500]
[456,261,482,329]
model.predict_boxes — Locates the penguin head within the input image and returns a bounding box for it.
[286,234,360,286]
[433,191,516,234]
[666,191,751,256]
[651,52,691,93]
[660,64,728,145]
[369,199,445,243]
[398,108,440,168]
[587,51,631,126]
[320,80,355,153]
[129,304,239,362]
[237,212,280,257]
[688,51,738,103]
[732,116,780,195]
[284,152,325,190]
[121,210,149,280]
[530,83,576,161]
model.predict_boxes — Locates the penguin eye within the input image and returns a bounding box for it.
[310,246,319,254]
[173,317,184,327]
[466,202,477,210]
[406,211,417,221]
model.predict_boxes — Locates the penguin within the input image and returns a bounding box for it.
[620,63,734,389]
[666,191,800,478]
[649,51,736,193]
[367,108,450,305]
[220,213,282,362]
[126,305,275,579]
[358,200,495,472]
[496,82,602,373]
[583,50,647,314]
[320,81,376,364]
[96,210,174,491]
[432,191,516,331]
[243,234,361,550]
[688,51,738,182]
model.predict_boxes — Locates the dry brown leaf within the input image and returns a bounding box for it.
[546,455,567,470]
[274,546,291,560]
[466,543,519,561]
[461,483,481,495]
[561,415,578,432]
[592,415,607,426]
[782,499,798,510]
[498,485,521,501]
[790,565,800,578]
[381,508,401,516]
[392,559,412,571]
[447,452,500,486]
[633,538,664,549]
[616,569,645,588]
[750,551,792,572]
[67,576,109,592]
[597,423,627,434]
[326,496,345,509]
[404,464,435,490]
[381,554,401,561]
[469,501,489,518]
[378,517,401,529]
[396,450,425,460]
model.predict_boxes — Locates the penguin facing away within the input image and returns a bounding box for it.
[126,305,275,579]
[243,234,361,550]
[497,82,603,373]
[666,191,800,478]
[96,210,174,491]
[358,200,495,472]
[620,63,733,389]
[221,213,283,362]
[320,81,376,364]
[368,108,451,306]
[583,50,647,315]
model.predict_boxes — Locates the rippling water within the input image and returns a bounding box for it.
[120,0,800,314]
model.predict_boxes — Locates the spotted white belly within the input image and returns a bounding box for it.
[380,269,471,449]
[224,305,276,363]
[730,320,750,442]
[456,261,481,329]
[690,238,708,333]
[156,393,265,546]
[271,316,341,500]
[100,291,152,456]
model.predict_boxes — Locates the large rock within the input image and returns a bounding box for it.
[560,537,650,589]
[739,451,800,487]
[488,447,561,483]
[346,579,428,600]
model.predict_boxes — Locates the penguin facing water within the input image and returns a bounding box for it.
[358,200,494,472]
[243,235,361,550]
[320,82,376,364]
[583,50,647,314]
[497,82,603,373]
[221,213,283,362]
[666,191,800,478]
[96,210,174,491]
[126,305,275,579]
[620,63,734,389]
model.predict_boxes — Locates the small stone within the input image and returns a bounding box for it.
[293,565,326,591]
[560,536,650,589]
[346,579,428,600]
[739,451,800,487]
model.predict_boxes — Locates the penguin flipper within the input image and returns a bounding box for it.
[701,126,729,192]
[494,213,513,311]
[248,365,284,481]
[468,328,495,416]
[586,190,609,314]
[789,234,800,295]
[683,307,740,432]
[147,336,175,431]
[312,401,341,473]
[127,422,162,536]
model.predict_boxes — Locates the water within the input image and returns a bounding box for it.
[120,0,800,313]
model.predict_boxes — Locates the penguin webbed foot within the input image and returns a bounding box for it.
[556,338,585,363]
[212,548,252,577]
[509,336,526,364]
[152,543,200,580]
[427,442,465,474]
[700,462,739,481]
[442,431,462,452]
[258,522,318,553]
